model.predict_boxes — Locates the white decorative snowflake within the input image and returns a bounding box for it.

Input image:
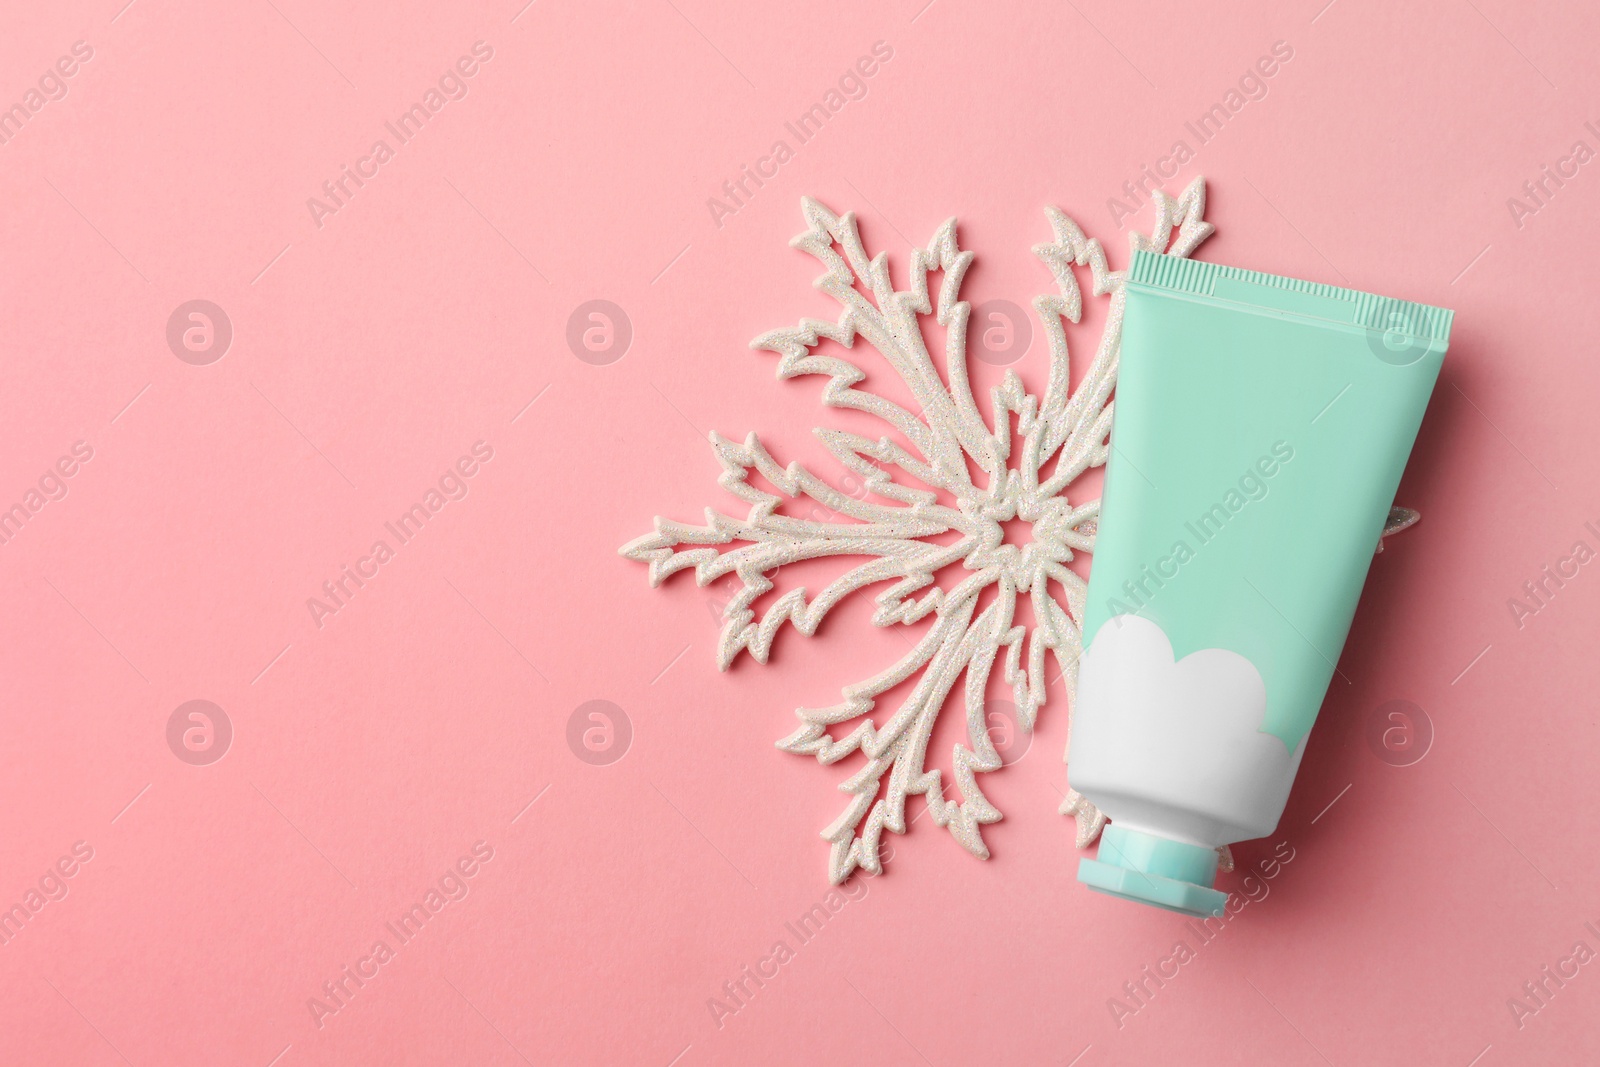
[622,179,1215,884]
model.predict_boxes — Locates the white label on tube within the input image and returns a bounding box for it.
[1070,614,1308,846]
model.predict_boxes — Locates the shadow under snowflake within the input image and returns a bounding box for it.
[623,180,1215,884]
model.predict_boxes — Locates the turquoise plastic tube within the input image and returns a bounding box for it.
[1071,250,1452,916]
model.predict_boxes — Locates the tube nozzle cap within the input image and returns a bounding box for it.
[1077,824,1229,917]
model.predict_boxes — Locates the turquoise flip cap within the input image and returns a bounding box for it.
[1077,824,1229,917]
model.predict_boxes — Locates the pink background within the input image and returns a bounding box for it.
[2,0,1598,1064]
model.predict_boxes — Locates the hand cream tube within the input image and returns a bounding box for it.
[1071,250,1452,916]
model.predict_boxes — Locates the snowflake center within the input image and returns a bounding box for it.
[997,515,1034,552]
[967,492,1062,587]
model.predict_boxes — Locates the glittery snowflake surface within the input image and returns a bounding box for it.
[622,180,1215,883]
